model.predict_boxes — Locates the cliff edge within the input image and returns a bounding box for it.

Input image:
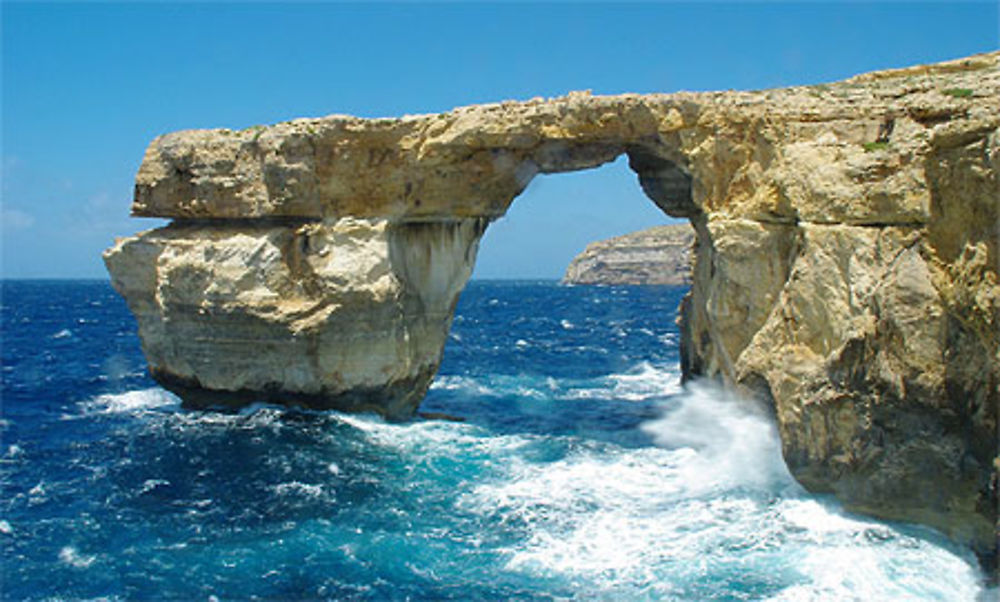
[562,224,694,285]
[106,52,999,569]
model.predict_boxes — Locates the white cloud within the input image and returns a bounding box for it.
[1,208,35,231]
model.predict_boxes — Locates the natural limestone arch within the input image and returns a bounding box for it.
[110,95,719,414]
[106,53,999,571]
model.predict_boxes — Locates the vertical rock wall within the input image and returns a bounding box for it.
[670,63,999,565]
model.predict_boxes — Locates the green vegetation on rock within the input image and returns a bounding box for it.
[941,87,973,98]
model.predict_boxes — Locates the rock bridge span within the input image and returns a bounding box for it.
[106,53,999,569]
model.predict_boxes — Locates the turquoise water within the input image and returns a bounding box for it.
[0,280,990,599]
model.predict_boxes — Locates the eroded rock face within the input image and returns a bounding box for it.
[106,52,999,566]
[106,218,484,418]
[562,224,694,285]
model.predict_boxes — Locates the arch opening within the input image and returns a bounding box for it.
[421,151,698,433]
[472,150,695,281]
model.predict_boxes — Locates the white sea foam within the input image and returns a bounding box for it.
[51,329,73,339]
[434,362,682,405]
[563,361,682,402]
[432,373,567,402]
[153,405,291,435]
[138,479,170,495]
[273,481,325,499]
[334,412,531,461]
[28,482,47,505]
[764,510,983,600]
[58,546,96,569]
[452,382,984,599]
[429,375,497,397]
[659,332,678,346]
[606,361,683,401]
[83,388,179,415]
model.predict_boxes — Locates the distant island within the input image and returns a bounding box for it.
[562,224,694,285]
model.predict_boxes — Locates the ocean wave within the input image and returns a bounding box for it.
[334,412,532,458]
[605,361,683,401]
[430,373,561,402]
[430,375,497,397]
[431,362,681,405]
[453,383,984,599]
[272,481,326,500]
[641,381,795,494]
[562,361,682,402]
[658,332,678,346]
[80,388,180,415]
[27,482,48,506]
[58,546,97,569]
[764,500,983,600]
[166,404,290,431]
[137,479,171,495]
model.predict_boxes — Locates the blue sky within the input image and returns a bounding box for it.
[2,2,997,279]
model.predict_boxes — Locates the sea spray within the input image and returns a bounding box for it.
[641,381,796,495]
[451,381,985,599]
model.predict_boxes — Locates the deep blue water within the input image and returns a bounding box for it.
[0,280,990,600]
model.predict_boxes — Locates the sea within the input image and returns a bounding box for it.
[0,279,992,600]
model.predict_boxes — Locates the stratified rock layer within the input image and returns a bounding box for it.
[106,52,999,567]
[562,224,694,285]
[106,218,484,417]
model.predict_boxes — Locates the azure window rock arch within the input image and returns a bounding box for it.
[105,53,1000,574]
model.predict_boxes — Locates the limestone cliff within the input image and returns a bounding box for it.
[106,52,999,568]
[562,224,693,285]
[105,218,483,417]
